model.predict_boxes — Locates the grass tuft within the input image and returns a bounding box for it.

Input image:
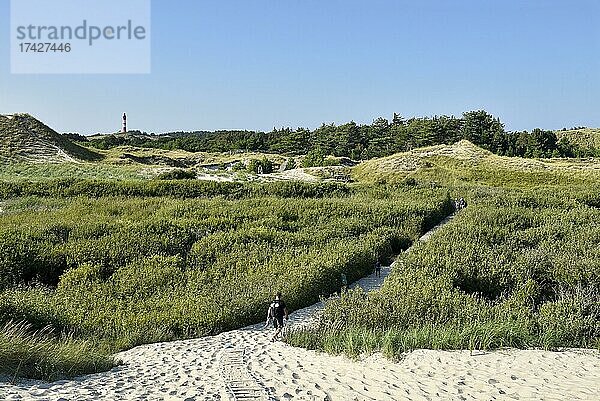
[0,320,114,381]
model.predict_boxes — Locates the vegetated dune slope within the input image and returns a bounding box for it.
[354,139,600,184]
[556,128,600,150]
[0,114,101,163]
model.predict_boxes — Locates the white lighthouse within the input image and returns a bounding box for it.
[122,113,127,133]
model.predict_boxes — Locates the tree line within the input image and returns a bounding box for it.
[80,111,598,159]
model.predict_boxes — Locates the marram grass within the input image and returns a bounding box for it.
[0,320,114,382]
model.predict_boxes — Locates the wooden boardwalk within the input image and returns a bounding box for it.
[221,347,273,401]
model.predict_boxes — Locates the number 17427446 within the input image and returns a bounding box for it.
[18,43,71,53]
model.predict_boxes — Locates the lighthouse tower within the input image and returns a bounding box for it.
[122,113,127,133]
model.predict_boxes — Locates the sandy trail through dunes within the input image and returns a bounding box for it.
[1,213,599,400]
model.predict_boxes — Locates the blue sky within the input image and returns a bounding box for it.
[0,0,599,135]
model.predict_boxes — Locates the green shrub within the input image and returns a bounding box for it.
[247,157,274,174]
[156,169,197,180]
[0,185,451,379]
[302,149,325,167]
[0,179,352,199]
[288,188,600,355]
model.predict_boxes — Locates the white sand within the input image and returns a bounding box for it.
[2,214,599,400]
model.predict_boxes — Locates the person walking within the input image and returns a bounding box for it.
[374,259,382,278]
[269,293,289,342]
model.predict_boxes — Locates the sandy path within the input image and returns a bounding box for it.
[2,212,599,401]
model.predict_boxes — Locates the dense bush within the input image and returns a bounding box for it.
[155,169,197,180]
[302,149,326,167]
[247,157,274,174]
[0,179,352,199]
[0,186,452,379]
[288,189,600,355]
